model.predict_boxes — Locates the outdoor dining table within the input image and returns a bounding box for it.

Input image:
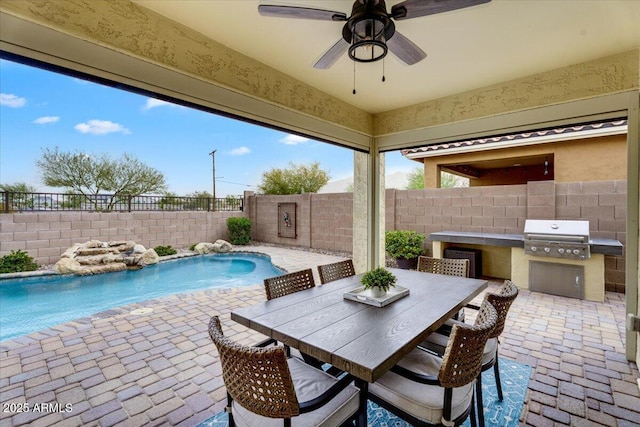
[231,268,488,384]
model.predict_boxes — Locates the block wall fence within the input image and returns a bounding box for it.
[0,211,240,266]
[1,180,626,291]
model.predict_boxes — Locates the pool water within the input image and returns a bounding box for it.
[0,253,284,342]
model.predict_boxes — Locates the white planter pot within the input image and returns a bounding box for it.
[370,287,386,298]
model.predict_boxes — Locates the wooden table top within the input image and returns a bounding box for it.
[231,268,487,383]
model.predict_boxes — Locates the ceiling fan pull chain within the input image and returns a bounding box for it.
[353,61,357,95]
[382,58,386,82]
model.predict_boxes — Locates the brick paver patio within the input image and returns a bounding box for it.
[1,245,639,426]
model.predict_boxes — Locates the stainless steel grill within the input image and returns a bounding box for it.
[524,219,590,260]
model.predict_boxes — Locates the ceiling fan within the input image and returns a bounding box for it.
[258,0,491,69]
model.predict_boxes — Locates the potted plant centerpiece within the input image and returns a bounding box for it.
[361,267,397,298]
[385,230,425,269]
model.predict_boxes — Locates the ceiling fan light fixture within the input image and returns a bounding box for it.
[348,17,388,62]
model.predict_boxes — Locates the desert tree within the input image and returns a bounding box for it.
[36,148,166,211]
[258,162,329,195]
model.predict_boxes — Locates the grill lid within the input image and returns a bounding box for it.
[524,220,589,242]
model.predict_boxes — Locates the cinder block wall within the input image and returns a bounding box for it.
[246,193,353,253]
[0,211,242,265]
[556,180,627,291]
[2,180,626,291]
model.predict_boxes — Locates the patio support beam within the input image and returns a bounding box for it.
[353,149,385,272]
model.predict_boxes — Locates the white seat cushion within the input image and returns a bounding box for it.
[232,357,360,427]
[369,348,474,425]
[482,337,498,366]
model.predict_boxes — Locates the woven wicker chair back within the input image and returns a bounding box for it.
[439,302,497,388]
[208,316,300,418]
[484,280,519,338]
[318,260,356,284]
[264,269,316,301]
[417,256,469,278]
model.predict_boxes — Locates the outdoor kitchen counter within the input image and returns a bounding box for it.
[429,231,623,256]
[429,231,623,302]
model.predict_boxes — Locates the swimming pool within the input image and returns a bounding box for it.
[0,253,285,342]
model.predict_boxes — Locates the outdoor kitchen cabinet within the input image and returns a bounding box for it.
[429,230,622,302]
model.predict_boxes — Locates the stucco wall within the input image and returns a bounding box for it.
[374,50,639,135]
[421,133,626,188]
[0,211,241,265]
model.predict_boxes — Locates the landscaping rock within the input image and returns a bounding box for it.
[140,249,160,265]
[194,242,216,254]
[213,240,233,253]
[53,257,81,274]
[54,240,156,276]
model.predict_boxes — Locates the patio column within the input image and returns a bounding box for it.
[353,150,385,273]
[627,90,640,362]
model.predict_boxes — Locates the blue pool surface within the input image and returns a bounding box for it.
[0,253,285,342]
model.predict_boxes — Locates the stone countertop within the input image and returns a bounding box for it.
[429,231,623,256]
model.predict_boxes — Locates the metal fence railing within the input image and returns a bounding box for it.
[0,192,243,213]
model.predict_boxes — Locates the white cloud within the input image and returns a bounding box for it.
[280,134,309,145]
[33,116,60,124]
[142,98,172,110]
[74,119,131,135]
[229,146,251,156]
[0,93,26,108]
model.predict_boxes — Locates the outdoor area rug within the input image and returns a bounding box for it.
[198,357,531,427]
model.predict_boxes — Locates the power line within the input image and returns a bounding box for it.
[216,179,254,188]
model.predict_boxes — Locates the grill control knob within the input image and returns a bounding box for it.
[572,249,580,255]
[544,247,550,253]
[558,248,565,254]
[530,246,537,252]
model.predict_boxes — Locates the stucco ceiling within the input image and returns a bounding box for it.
[132,0,640,114]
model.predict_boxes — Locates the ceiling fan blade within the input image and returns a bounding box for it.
[391,0,490,20]
[314,39,350,69]
[258,5,347,21]
[387,31,427,65]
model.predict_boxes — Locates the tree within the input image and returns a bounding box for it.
[36,148,167,211]
[441,171,468,188]
[159,192,182,210]
[404,167,469,189]
[184,190,212,210]
[258,162,329,195]
[406,167,425,190]
[0,182,37,211]
[0,182,37,193]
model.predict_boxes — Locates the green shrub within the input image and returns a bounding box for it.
[227,217,251,245]
[154,245,177,256]
[385,230,425,259]
[189,243,197,251]
[360,267,397,292]
[0,250,39,273]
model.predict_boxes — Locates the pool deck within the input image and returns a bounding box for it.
[1,245,639,426]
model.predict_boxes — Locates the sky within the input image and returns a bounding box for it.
[0,59,415,197]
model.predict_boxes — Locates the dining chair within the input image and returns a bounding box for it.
[208,316,364,427]
[417,255,469,277]
[264,268,315,300]
[263,269,325,370]
[317,259,355,284]
[368,302,498,427]
[419,280,519,427]
[417,255,470,320]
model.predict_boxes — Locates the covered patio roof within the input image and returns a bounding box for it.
[0,0,639,360]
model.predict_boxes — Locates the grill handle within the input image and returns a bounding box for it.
[525,234,588,243]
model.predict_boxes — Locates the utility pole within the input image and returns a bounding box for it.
[209,150,216,211]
